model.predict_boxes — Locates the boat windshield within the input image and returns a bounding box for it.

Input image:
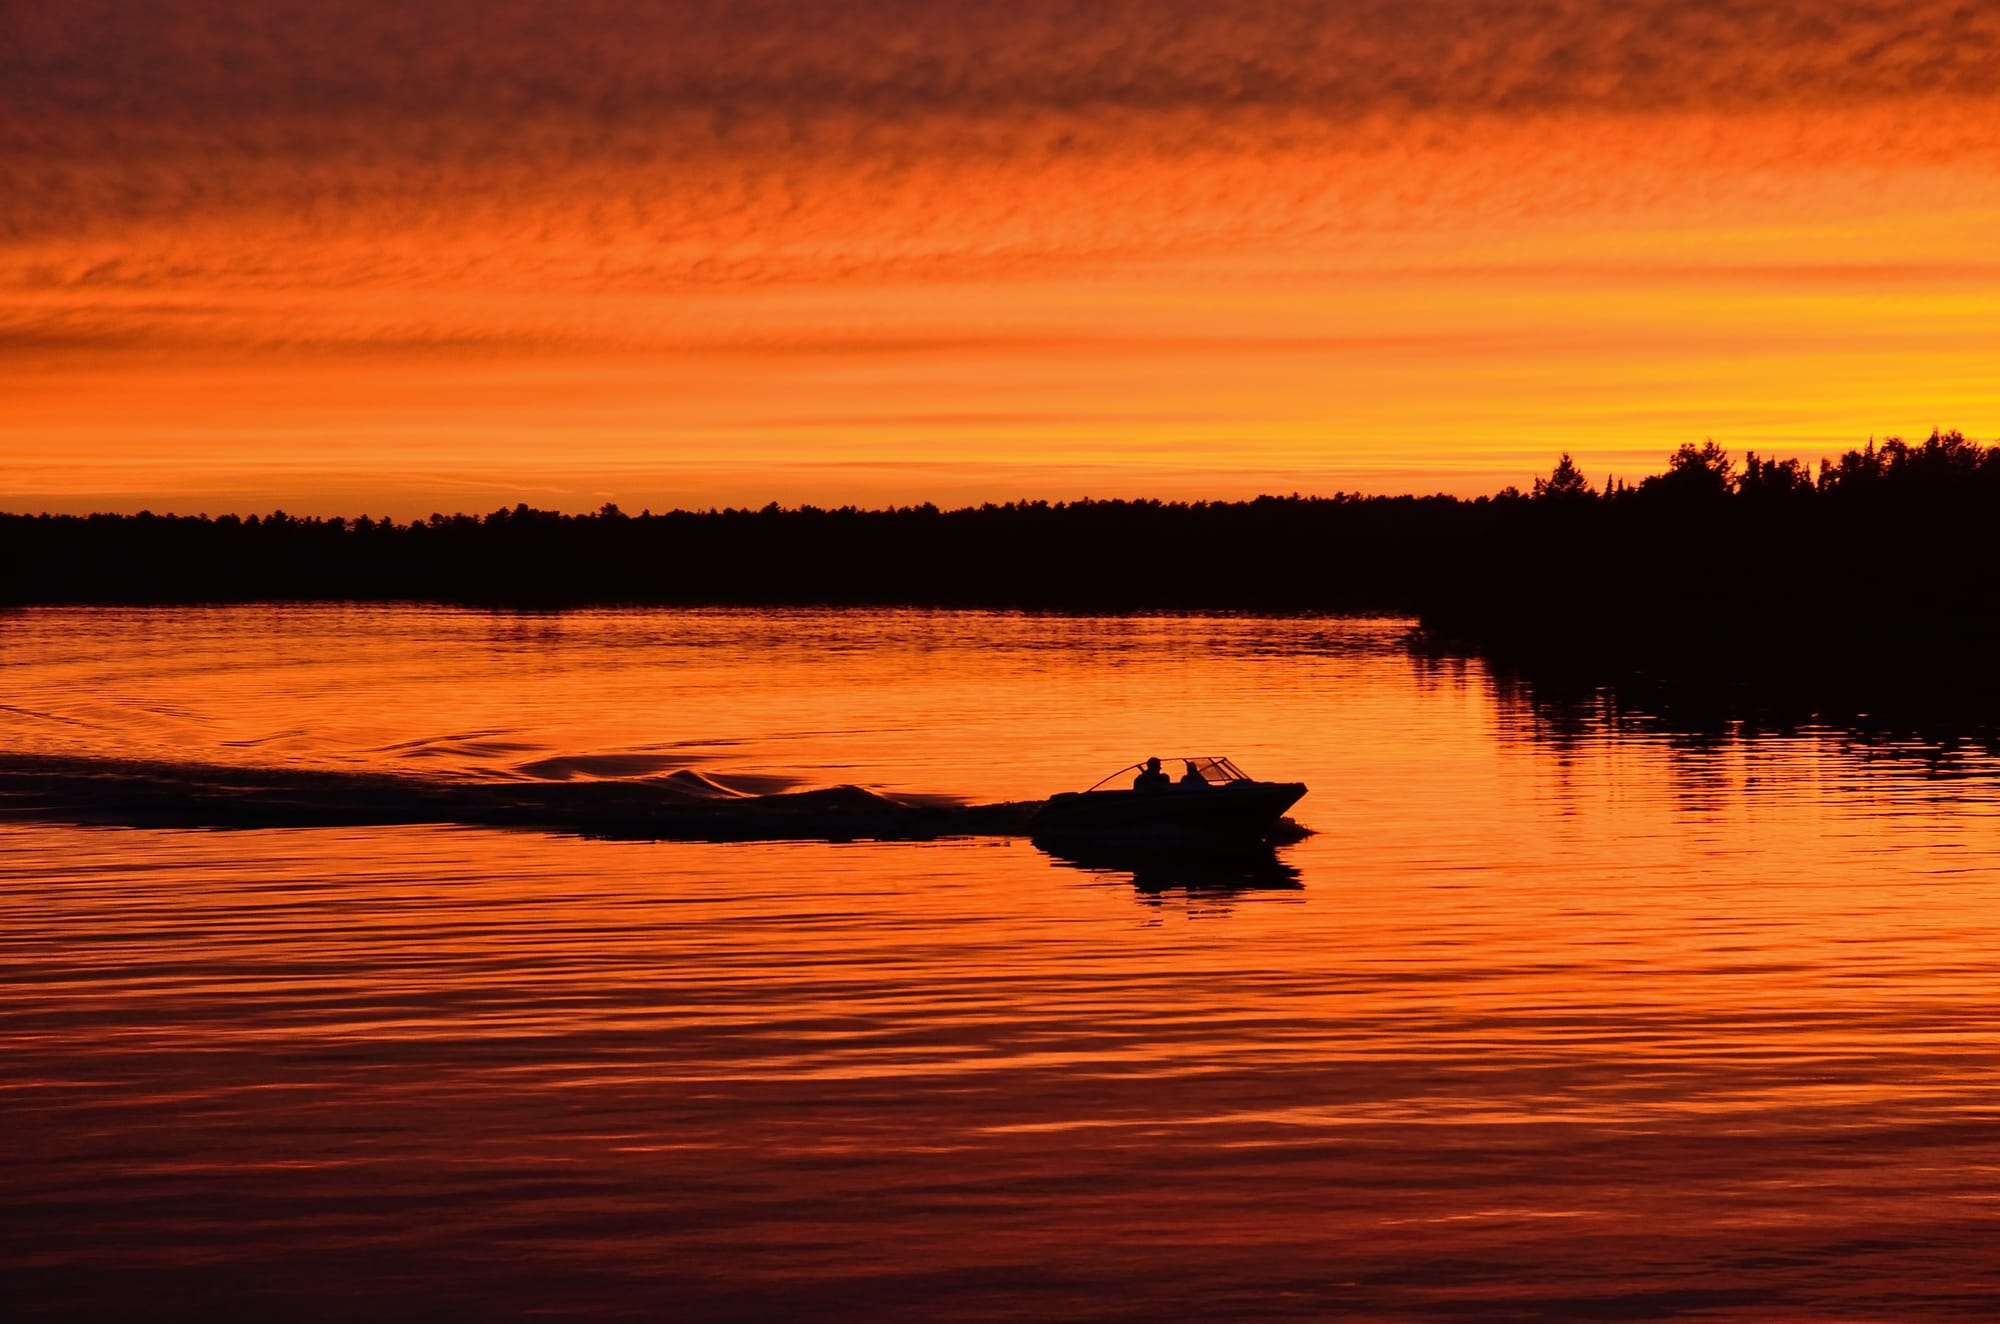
[1084,757,1254,793]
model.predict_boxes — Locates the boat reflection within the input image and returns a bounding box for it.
[1035,836,1304,904]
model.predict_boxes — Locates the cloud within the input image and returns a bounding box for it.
[4,0,1996,511]
[8,3,1998,260]
[8,4,1997,193]
[10,2,1997,131]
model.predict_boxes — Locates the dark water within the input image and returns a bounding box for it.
[5,607,2000,1320]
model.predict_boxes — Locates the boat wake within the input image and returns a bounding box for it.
[0,753,1043,843]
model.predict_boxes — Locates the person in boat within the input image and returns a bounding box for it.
[1133,757,1171,791]
[1179,760,1210,788]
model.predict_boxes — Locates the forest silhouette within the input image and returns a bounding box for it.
[1430,430,2000,679]
[6,430,1998,700]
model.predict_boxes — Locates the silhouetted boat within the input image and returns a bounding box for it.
[1030,756,1306,845]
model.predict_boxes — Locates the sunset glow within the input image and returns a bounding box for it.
[16,11,2000,1318]
[6,2,1998,514]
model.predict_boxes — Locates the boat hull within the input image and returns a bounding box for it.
[1029,781,1306,846]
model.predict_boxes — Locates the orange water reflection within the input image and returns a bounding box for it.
[4,608,2000,1318]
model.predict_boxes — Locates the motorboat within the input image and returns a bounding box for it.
[1029,756,1306,846]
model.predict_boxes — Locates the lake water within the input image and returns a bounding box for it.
[6,606,2000,1320]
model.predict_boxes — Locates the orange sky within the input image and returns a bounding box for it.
[4,2,1998,515]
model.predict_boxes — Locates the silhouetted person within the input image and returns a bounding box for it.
[1133,757,1170,792]
[1179,760,1210,788]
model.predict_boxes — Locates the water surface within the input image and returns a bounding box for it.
[6,607,2000,1320]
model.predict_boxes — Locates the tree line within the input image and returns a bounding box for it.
[4,430,1997,684]
[0,492,1474,611]
[1523,429,2000,504]
[1426,430,2000,687]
